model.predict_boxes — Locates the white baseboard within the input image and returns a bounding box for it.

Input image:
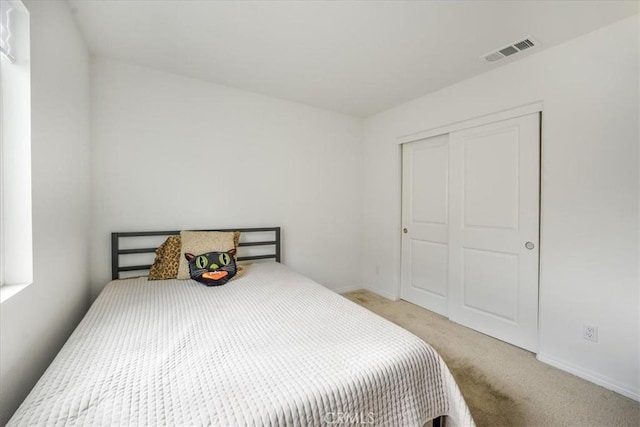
[363,286,399,301]
[537,353,640,402]
[332,284,363,294]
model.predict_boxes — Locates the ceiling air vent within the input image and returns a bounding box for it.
[514,39,535,51]
[499,46,518,57]
[483,36,539,63]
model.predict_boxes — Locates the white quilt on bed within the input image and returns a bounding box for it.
[9,263,474,427]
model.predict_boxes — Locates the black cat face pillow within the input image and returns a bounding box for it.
[185,249,237,286]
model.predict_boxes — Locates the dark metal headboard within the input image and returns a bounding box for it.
[111,227,281,280]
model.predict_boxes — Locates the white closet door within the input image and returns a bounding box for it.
[448,113,540,352]
[401,134,449,316]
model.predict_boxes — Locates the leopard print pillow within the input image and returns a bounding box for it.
[148,235,181,280]
[233,231,240,250]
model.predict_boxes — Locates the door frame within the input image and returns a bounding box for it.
[397,102,544,338]
[398,102,543,145]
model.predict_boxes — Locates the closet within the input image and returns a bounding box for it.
[401,112,540,351]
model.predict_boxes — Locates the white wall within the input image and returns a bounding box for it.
[362,16,639,399]
[0,1,91,424]
[90,58,363,297]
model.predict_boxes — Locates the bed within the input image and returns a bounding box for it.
[8,228,474,426]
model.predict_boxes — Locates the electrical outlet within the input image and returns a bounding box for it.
[583,324,598,342]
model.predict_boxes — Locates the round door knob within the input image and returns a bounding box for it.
[403,228,408,234]
[525,241,535,250]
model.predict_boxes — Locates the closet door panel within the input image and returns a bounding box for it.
[448,113,540,352]
[401,134,449,316]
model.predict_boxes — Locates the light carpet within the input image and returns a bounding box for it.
[343,290,639,427]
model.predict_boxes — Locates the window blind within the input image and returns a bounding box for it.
[0,0,15,63]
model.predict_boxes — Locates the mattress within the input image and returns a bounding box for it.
[9,262,474,426]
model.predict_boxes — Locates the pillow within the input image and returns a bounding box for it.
[177,231,238,279]
[232,230,240,252]
[148,235,181,280]
[185,249,237,286]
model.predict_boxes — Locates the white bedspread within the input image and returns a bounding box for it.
[9,262,474,426]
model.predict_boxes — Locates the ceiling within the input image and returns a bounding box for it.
[68,0,638,117]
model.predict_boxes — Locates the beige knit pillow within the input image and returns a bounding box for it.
[177,231,237,279]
